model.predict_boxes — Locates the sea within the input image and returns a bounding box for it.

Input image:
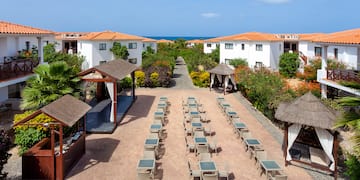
[145,36,214,40]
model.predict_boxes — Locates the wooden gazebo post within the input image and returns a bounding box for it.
[131,71,136,101]
[113,80,117,125]
[284,122,289,166]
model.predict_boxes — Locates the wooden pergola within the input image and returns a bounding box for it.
[275,92,339,179]
[208,63,236,95]
[78,60,139,126]
[13,95,91,180]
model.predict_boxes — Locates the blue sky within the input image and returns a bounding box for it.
[1,0,360,37]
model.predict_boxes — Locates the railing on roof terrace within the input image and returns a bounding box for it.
[327,69,360,83]
[0,58,40,82]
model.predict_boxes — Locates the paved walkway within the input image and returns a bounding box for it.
[4,57,339,179]
[169,57,195,89]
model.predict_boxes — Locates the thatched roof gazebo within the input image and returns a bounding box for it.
[275,92,339,179]
[78,60,139,133]
[208,63,237,95]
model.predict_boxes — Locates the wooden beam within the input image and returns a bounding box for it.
[284,122,289,166]
[113,81,117,126]
[81,78,114,82]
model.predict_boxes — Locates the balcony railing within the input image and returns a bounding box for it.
[327,69,360,83]
[0,58,39,82]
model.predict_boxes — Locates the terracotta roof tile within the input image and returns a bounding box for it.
[79,30,144,41]
[186,39,204,44]
[313,28,360,45]
[142,37,157,42]
[220,32,280,41]
[157,39,173,43]
[204,37,222,43]
[298,33,326,41]
[0,20,54,35]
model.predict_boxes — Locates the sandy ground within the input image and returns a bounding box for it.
[66,88,312,180]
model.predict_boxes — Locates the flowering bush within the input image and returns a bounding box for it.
[190,71,209,87]
[135,71,145,87]
[13,111,53,155]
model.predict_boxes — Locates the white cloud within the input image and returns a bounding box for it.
[201,12,220,18]
[259,0,290,4]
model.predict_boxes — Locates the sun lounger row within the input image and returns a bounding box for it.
[137,96,169,180]
[216,96,288,180]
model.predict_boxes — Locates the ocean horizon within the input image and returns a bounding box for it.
[145,36,215,41]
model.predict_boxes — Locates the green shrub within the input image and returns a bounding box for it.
[119,77,132,89]
[135,71,145,87]
[229,58,248,68]
[327,58,347,70]
[339,81,360,89]
[15,128,47,155]
[279,53,300,78]
[150,72,160,87]
[345,154,360,180]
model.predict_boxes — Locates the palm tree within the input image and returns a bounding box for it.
[20,61,80,110]
[335,96,360,156]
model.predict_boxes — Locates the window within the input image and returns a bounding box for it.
[207,43,212,48]
[99,43,106,50]
[241,44,245,50]
[315,47,322,56]
[25,41,30,51]
[256,44,263,51]
[128,58,137,64]
[128,43,137,49]
[99,61,107,64]
[143,44,145,48]
[225,43,233,49]
[334,48,338,59]
[255,61,263,68]
[225,59,232,64]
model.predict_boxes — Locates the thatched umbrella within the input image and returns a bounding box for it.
[275,92,337,129]
[275,92,339,179]
[207,64,235,94]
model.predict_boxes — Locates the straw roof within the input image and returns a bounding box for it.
[275,92,337,129]
[208,64,235,75]
[79,60,139,80]
[14,95,91,127]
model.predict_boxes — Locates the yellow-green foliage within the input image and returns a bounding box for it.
[150,72,160,87]
[190,71,210,87]
[135,70,145,87]
[13,111,54,132]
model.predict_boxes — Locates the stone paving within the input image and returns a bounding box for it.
[4,57,339,179]
[67,88,312,179]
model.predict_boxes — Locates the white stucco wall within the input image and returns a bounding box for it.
[78,40,143,68]
[300,41,359,70]
[220,40,282,69]
[203,42,218,54]
[143,42,157,53]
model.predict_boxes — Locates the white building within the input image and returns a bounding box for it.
[203,37,220,54]
[219,32,283,70]
[314,28,360,98]
[0,21,55,107]
[142,38,157,53]
[55,32,89,53]
[186,39,204,48]
[77,31,155,69]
